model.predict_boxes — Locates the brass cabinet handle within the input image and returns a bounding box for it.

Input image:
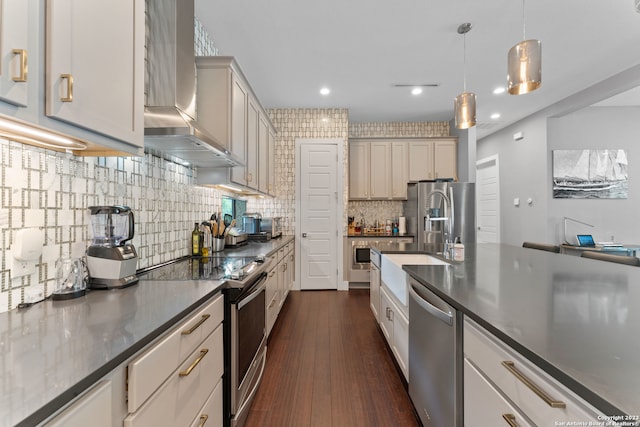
[268,299,277,308]
[181,314,210,335]
[502,414,520,427]
[179,349,208,377]
[247,172,253,182]
[197,414,209,427]
[12,49,28,82]
[60,74,74,102]
[501,361,566,408]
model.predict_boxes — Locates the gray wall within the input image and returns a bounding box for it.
[477,63,640,246]
[547,106,640,244]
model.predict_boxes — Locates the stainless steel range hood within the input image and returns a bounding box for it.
[144,0,242,168]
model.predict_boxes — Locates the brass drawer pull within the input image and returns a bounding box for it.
[502,414,520,427]
[12,49,28,82]
[60,73,74,102]
[501,361,566,408]
[197,414,209,427]
[179,349,208,377]
[181,314,211,335]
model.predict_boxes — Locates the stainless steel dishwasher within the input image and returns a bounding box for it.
[408,277,463,427]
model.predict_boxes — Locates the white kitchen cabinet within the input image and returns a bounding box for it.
[267,127,276,195]
[379,286,409,380]
[349,140,370,199]
[258,114,269,193]
[0,0,143,156]
[194,57,277,194]
[230,74,248,186]
[45,0,144,147]
[246,97,259,188]
[369,141,392,198]
[44,380,112,427]
[391,142,409,198]
[434,139,458,180]
[464,359,533,427]
[408,138,457,181]
[189,379,223,427]
[463,317,603,426]
[125,294,224,427]
[0,0,31,107]
[266,257,279,336]
[369,258,381,322]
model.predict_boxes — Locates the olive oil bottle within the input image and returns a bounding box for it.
[191,222,201,256]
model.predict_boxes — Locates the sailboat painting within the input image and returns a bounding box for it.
[552,149,628,199]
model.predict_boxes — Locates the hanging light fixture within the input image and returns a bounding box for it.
[507,0,542,95]
[454,22,476,129]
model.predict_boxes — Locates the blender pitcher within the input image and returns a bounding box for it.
[89,206,134,247]
[86,206,139,289]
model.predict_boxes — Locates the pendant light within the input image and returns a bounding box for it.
[454,22,476,129]
[507,0,542,95]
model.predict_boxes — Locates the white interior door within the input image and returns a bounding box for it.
[476,155,500,243]
[297,139,341,290]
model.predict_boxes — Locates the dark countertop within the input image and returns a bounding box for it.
[346,233,414,238]
[403,243,640,417]
[371,241,423,254]
[0,237,293,427]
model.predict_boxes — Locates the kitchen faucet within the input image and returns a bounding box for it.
[427,188,455,254]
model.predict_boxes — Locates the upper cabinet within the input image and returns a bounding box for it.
[0,0,30,107]
[349,138,457,200]
[408,138,458,181]
[195,57,277,196]
[0,0,144,156]
[46,0,144,146]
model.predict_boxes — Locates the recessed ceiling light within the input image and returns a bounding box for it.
[493,87,506,95]
[320,87,330,95]
[411,87,423,95]
[490,113,501,119]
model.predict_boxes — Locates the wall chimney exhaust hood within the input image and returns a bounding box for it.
[144,0,242,168]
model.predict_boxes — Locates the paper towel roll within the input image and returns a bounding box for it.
[398,217,406,235]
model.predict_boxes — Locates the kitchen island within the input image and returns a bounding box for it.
[0,237,293,427]
[400,243,639,418]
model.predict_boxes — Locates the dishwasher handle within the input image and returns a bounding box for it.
[409,282,454,326]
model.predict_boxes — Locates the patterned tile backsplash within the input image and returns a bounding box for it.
[0,116,449,313]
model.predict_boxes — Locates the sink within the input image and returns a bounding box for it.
[380,254,449,306]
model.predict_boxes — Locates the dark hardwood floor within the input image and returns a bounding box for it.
[245,289,420,427]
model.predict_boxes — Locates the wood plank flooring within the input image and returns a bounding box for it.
[245,289,420,427]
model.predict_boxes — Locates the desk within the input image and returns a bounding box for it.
[560,244,640,257]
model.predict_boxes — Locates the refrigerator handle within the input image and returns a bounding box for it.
[449,186,455,239]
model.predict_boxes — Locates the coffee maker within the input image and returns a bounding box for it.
[86,206,139,289]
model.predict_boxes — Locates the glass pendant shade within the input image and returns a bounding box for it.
[454,92,476,129]
[507,39,542,95]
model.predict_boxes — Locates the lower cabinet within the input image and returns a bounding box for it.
[379,286,409,380]
[125,294,224,427]
[369,261,381,322]
[266,240,295,338]
[43,380,112,427]
[463,317,603,426]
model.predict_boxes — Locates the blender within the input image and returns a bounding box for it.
[86,206,139,289]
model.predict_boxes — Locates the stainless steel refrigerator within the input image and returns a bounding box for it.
[403,181,476,253]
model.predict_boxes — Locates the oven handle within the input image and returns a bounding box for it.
[237,273,268,310]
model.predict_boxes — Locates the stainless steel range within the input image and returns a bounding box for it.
[138,255,272,427]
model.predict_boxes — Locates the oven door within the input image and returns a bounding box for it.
[230,273,267,427]
[352,242,371,270]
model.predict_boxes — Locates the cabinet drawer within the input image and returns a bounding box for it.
[464,318,602,425]
[464,359,533,427]
[125,325,224,427]
[128,294,223,412]
[189,378,223,427]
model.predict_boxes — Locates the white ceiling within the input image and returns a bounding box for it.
[195,0,640,139]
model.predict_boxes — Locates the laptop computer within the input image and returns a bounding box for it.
[576,234,596,247]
